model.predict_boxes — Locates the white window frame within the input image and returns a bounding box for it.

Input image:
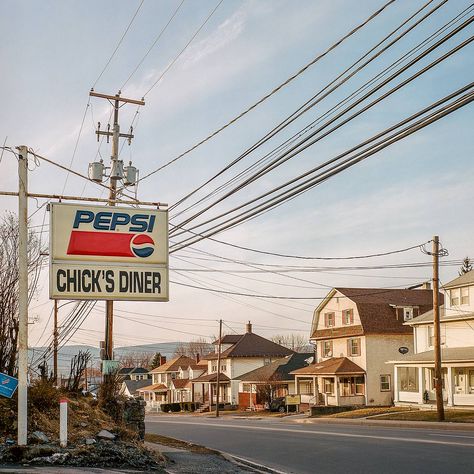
[461,287,470,305]
[403,307,414,321]
[380,374,391,392]
[451,288,460,307]
[342,309,353,325]
[348,338,361,357]
[324,312,335,328]
[322,340,333,358]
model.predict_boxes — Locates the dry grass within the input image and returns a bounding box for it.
[327,407,414,419]
[375,410,474,423]
[145,433,219,454]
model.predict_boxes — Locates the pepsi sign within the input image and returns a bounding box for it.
[50,203,168,301]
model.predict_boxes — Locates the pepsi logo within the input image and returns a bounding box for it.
[131,234,155,258]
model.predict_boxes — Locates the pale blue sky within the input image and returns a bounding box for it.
[1,0,473,347]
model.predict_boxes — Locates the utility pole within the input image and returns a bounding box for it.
[432,235,445,422]
[89,90,145,369]
[215,319,222,418]
[17,145,29,446]
[53,299,58,386]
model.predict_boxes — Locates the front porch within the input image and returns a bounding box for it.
[291,357,366,407]
[191,373,231,406]
[137,383,168,412]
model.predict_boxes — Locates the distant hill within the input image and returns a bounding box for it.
[29,342,180,376]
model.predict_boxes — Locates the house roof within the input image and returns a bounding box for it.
[312,288,439,339]
[405,305,474,326]
[291,357,365,376]
[388,346,474,364]
[130,367,149,374]
[239,353,314,382]
[172,378,190,389]
[204,332,294,360]
[122,379,152,395]
[137,383,168,393]
[149,355,197,374]
[118,367,134,375]
[212,334,243,345]
[443,270,474,289]
[191,373,231,383]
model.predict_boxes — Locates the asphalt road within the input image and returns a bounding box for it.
[146,414,474,474]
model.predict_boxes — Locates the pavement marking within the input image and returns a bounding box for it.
[427,433,474,439]
[147,419,474,448]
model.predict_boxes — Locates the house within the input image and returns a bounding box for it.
[191,322,294,409]
[121,379,152,398]
[118,367,151,381]
[238,353,313,409]
[291,287,438,408]
[390,271,474,408]
[138,355,197,410]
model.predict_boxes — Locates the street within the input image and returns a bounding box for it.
[146,415,474,474]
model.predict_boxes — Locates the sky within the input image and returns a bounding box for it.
[1,0,473,351]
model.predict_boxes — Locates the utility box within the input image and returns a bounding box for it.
[123,163,138,186]
[88,161,104,182]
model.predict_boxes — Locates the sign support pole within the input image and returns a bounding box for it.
[53,299,59,386]
[18,145,29,446]
[215,318,222,418]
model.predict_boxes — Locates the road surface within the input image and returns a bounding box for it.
[146,414,474,474]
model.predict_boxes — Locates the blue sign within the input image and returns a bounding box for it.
[0,372,18,399]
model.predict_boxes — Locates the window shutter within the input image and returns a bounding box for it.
[347,339,351,356]
[350,309,354,324]
[356,338,361,356]
[324,313,328,327]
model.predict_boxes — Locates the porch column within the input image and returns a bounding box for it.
[393,366,399,402]
[202,383,205,403]
[418,367,425,404]
[312,376,318,405]
[295,376,300,395]
[447,366,454,407]
[191,383,195,403]
[334,376,340,406]
[209,383,212,406]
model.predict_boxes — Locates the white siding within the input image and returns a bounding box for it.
[415,320,474,354]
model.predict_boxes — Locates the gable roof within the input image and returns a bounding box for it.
[239,353,313,382]
[137,383,168,393]
[312,288,440,339]
[205,332,294,360]
[149,355,197,373]
[443,270,474,289]
[291,357,365,376]
[122,379,151,395]
[171,378,190,389]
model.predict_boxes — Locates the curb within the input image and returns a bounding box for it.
[295,417,474,431]
[219,451,287,474]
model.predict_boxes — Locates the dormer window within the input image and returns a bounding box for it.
[403,307,414,321]
[324,312,335,327]
[342,309,354,325]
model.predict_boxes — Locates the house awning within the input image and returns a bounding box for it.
[291,357,365,376]
[191,373,230,383]
[137,383,168,393]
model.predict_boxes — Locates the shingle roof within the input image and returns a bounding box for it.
[137,383,168,392]
[131,367,149,374]
[191,373,231,383]
[172,378,190,389]
[312,288,440,339]
[443,270,474,289]
[291,357,365,376]
[239,353,313,382]
[122,379,152,395]
[405,305,474,325]
[388,346,474,363]
[205,332,294,360]
[212,334,243,345]
[149,356,197,373]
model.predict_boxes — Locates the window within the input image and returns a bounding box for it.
[342,309,354,325]
[242,383,252,392]
[322,340,333,357]
[323,378,334,394]
[340,376,365,396]
[451,288,460,306]
[263,358,272,366]
[324,312,335,327]
[211,364,217,372]
[403,307,414,321]
[380,375,391,392]
[347,338,361,357]
[299,381,313,395]
[461,287,470,305]
[220,365,226,372]
[399,367,418,392]
[428,325,445,347]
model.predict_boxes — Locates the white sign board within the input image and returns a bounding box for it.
[50,203,168,301]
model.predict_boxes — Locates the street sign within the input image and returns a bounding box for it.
[398,346,409,354]
[49,203,169,301]
[285,394,301,405]
[0,372,18,399]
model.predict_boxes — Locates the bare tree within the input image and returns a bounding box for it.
[0,213,45,376]
[270,334,309,352]
[119,351,153,368]
[173,337,213,358]
[66,350,92,392]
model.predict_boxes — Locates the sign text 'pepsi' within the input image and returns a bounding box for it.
[50,203,169,301]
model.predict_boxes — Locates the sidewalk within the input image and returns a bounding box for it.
[294,416,474,431]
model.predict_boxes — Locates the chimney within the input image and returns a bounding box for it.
[246,321,252,333]
[421,281,431,290]
[160,356,167,366]
[196,353,200,363]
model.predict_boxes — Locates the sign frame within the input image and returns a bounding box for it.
[0,372,19,399]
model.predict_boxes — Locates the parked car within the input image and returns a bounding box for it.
[269,397,297,413]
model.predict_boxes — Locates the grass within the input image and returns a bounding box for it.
[375,410,474,423]
[326,407,414,419]
[145,433,219,454]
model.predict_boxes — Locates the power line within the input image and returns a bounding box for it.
[142,0,224,98]
[92,0,146,89]
[137,0,396,182]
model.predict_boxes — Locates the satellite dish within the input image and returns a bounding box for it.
[398,346,409,355]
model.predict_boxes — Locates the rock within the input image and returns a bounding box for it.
[97,429,116,440]
[80,422,88,428]
[30,431,49,444]
[85,438,96,445]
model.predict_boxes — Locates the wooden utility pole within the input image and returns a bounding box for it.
[53,299,59,385]
[215,319,222,418]
[432,235,445,421]
[89,90,144,368]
